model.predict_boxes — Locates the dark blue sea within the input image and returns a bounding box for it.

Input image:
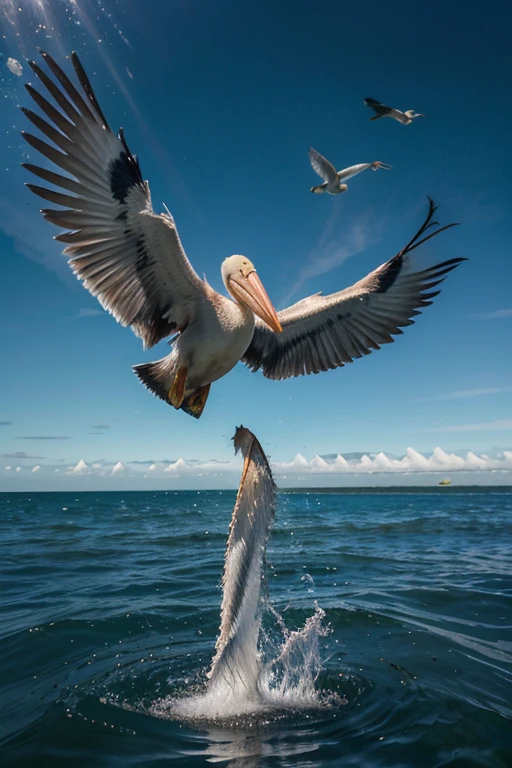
[1,488,512,767]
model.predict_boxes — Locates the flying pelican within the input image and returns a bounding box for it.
[21,52,464,419]
[309,147,391,194]
[364,97,425,124]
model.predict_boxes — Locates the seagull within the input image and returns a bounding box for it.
[21,52,464,418]
[364,97,425,124]
[309,147,392,194]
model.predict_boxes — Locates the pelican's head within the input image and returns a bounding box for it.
[222,255,282,333]
[338,183,348,193]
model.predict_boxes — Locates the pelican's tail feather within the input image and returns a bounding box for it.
[133,354,178,408]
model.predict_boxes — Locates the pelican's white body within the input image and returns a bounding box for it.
[152,293,256,397]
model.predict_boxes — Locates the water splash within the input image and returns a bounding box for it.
[154,427,331,721]
[260,606,329,706]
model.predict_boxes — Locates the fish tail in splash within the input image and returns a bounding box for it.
[206,426,276,703]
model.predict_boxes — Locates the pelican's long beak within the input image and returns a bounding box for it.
[229,271,282,333]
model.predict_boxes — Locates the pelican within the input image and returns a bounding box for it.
[364,97,425,124]
[21,52,465,419]
[309,147,391,194]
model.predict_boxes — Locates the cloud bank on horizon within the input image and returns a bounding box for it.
[2,446,511,490]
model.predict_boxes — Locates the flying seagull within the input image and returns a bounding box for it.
[21,52,464,418]
[364,97,425,124]
[309,147,392,194]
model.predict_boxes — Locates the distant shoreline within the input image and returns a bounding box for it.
[1,485,512,495]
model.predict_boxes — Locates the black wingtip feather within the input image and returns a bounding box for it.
[70,50,111,131]
[399,200,460,258]
[117,127,144,185]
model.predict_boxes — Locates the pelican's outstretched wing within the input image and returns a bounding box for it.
[22,51,207,349]
[308,147,338,184]
[242,199,465,380]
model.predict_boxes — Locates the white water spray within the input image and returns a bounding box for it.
[168,427,329,721]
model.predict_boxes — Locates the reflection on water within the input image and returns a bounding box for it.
[202,726,264,767]
[198,724,322,767]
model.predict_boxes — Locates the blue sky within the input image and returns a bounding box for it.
[0,0,510,490]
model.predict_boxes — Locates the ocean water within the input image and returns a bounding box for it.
[1,489,511,767]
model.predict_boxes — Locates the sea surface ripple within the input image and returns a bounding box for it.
[1,488,511,767]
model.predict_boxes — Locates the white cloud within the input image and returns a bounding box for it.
[5,466,11,471]
[277,453,310,470]
[72,459,89,474]
[75,308,105,318]
[0,198,72,281]
[271,447,512,475]
[31,465,41,473]
[419,387,512,401]
[280,207,384,305]
[165,458,188,474]
[15,466,21,472]
[477,308,512,319]
[426,420,512,433]
[2,446,511,489]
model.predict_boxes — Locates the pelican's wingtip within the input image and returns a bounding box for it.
[70,50,83,70]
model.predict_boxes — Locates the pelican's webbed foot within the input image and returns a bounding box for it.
[180,384,211,419]
[168,367,188,409]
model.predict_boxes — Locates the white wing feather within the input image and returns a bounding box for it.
[243,200,464,380]
[308,147,339,184]
[22,51,207,349]
[337,163,373,182]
